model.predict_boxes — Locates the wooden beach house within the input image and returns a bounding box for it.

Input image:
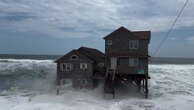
[55,47,105,89]
[103,27,151,98]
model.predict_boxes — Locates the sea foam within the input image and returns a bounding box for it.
[0,59,194,110]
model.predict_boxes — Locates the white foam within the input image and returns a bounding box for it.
[0,62,194,110]
[0,58,54,63]
[0,59,56,75]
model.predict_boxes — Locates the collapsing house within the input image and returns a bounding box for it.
[55,47,105,89]
[55,26,151,98]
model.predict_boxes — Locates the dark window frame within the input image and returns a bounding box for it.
[129,40,139,49]
[60,63,73,72]
[80,63,88,70]
[128,57,139,67]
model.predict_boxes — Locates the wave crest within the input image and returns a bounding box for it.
[0,59,57,92]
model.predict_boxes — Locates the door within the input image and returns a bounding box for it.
[110,57,117,69]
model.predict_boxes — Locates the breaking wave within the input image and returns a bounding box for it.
[0,59,57,94]
[149,64,194,98]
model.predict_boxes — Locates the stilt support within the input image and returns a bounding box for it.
[145,74,148,98]
[56,86,60,95]
[137,79,141,92]
[104,74,115,99]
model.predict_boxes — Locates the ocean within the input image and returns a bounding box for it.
[0,54,194,110]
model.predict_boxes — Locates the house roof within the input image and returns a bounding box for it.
[55,49,93,63]
[103,26,151,42]
[55,47,105,63]
[78,47,105,63]
[132,31,151,41]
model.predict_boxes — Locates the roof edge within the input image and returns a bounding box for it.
[103,26,130,39]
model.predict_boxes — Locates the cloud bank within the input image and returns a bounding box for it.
[0,0,194,38]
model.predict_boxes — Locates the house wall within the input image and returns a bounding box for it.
[57,59,94,88]
[72,78,94,88]
[105,33,148,55]
[57,60,93,78]
[117,57,148,74]
[105,32,149,75]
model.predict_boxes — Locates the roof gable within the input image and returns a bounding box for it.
[103,26,151,42]
[103,26,132,39]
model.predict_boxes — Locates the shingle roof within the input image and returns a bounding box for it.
[77,47,105,63]
[132,31,151,42]
[55,49,93,63]
[103,27,131,39]
[103,26,151,42]
[55,47,105,63]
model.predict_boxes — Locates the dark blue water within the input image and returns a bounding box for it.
[0,54,61,60]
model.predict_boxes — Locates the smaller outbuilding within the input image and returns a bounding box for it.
[55,47,105,89]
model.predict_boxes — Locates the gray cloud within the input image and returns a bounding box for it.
[0,0,194,38]
[187,36,194,44]
[0,12,36,22]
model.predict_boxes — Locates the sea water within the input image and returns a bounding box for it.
[0,55,194,110]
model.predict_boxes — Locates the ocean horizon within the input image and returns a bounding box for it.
[0,54,194,64]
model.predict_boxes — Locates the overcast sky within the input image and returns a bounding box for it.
[0,0,194,57]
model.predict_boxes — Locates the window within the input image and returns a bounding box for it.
[60,63,73,72]
[138,69,145,74]
[129,40,139,49]
[71,55,78,60]
[82,79,87,86]
[80,63,88,70]
[129,57,139,67]
[107,40,112,45]
[98,62,104,67]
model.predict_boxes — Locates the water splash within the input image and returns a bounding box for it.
[0,59,56,94]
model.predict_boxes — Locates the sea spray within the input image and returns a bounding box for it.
[0,59,194,110]
[0,59,57,94]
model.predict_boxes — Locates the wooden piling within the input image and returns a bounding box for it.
[145,74,148,98]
